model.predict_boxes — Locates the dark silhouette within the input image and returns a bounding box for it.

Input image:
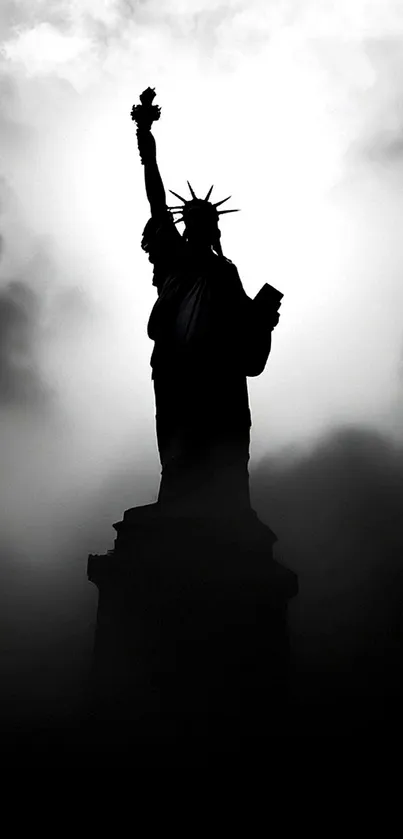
[133,87,282,513]
[87,88,297,761]
[3,93,403,765]
[3,424,403,764]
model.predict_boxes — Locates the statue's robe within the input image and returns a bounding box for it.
[142,211,274,513]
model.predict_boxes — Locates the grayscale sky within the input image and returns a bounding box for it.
[1,0,403,558]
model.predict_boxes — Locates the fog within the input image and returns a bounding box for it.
[1,1,403,738]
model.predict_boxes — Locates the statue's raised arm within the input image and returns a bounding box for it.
[131,88,166,217]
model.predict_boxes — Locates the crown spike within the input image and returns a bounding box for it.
[205,185,214,201]
[169,190,187,203]
[214,195,231,208]
[217,209,240,214]
[187,181,197,199]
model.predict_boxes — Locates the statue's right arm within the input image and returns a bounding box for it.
[136,127,167,217]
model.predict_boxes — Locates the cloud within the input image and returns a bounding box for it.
[3,22,92,75]
[252,424,403,732]
[0,278,50,408]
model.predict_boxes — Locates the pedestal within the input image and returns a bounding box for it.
[88,504,298,758]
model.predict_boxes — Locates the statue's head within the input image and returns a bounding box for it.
[168,183,239,256]
[182,200,221,251]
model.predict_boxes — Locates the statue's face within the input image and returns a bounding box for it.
[185,226,218,248]
[183,207,220,248]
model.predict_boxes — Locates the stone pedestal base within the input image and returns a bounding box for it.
[88,504,298,757]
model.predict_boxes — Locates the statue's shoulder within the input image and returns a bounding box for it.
[218,256,247,297]
[221,256,241,279]
[220,256,238,274]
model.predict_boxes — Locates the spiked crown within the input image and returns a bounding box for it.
[168,182,240,226]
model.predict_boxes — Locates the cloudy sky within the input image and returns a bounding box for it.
[1,0,403,551]
[2,0,403,735]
